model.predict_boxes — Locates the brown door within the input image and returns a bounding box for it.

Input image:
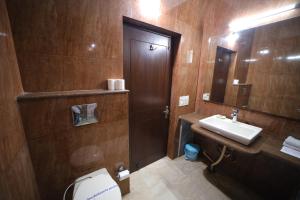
[210,46,234,103]
[124,24,172,172]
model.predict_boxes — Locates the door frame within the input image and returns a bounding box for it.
[210,46,236,103]
[123,17,181,171]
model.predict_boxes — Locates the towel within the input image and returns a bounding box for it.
[283,136,300,152]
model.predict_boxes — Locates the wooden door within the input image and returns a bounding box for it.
[210,46,234,103]
[124,25,172,172]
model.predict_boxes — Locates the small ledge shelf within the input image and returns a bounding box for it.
[232,83,252,86]
[17,89,129,101]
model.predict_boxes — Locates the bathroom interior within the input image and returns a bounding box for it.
[1,0,300,199]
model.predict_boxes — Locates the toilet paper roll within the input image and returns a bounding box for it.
[115,79,125,90]
[107,79,116,90]
[117,170,130,181]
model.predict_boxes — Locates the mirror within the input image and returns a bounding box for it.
[203,16,300,120]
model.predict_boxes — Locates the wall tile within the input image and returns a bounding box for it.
[0,0,39,199]
[19,93,130,199]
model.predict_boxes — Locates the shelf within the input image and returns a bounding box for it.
[179,112,206,124]
[17,89,129,101]
[261,135,300,168]
[232,83,252,86]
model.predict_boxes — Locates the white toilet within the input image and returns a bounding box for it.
[73,168,122,200]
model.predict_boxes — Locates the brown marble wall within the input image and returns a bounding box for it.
[18,93,130,199]
[6,0,300,198]
[6,0,206,160]
[0,0,39,199]
[196,0,300,139]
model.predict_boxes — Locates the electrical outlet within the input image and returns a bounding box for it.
[179,96,189,106]
[203,93,210,101]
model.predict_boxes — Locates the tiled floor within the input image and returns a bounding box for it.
[123,156,262,200]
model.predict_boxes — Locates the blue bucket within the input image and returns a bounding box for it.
[184,144,201,161]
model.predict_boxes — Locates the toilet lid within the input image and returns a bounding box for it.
[73,170,121,200]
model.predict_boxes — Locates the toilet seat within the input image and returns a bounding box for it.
[73,168,122,200]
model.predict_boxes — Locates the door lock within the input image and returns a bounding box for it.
[163,106,170,119]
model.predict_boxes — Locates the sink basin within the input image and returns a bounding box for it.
[199,115,262,145]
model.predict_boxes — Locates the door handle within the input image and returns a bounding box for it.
[163,106,169,119]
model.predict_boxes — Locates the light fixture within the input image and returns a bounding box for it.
[286,54,300,60]
[88,43,96,51]
[208,37,211,44]
[229,4,298,32]
[91,43,96,48]
[225,32,239,43]
[274,56,283,60]
[139,0,161,19]
[244,58,257,63]
[258,49,270,55]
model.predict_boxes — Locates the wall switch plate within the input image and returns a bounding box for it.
[233,79,239,85]
[202,93,210,101]
[179,96,189,106]
[186,50,193,64]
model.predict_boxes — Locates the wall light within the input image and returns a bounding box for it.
[258,49,270,55]
[286,54,300,60]
[244,58,257,63]
[225,33,239,43]
[139,0,161,19]
[88,43,96,51]
[229,4,298,32]
[274,56,283,60]
[208,37,211,44]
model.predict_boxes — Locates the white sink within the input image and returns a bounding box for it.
[199,115,262,145]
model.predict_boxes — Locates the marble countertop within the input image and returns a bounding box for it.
[179,112,300,168]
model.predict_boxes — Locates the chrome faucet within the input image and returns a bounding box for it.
[231,108,239,122]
